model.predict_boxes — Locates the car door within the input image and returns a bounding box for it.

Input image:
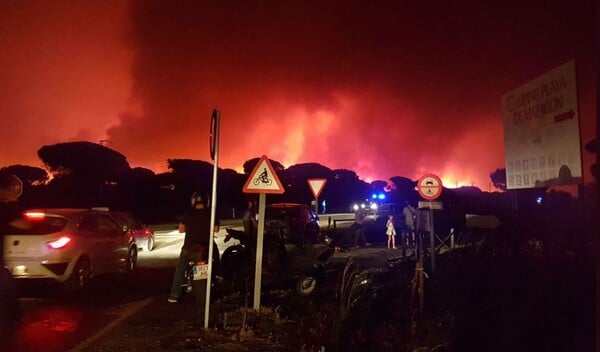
[77,214,114,275]
[95,214,130,272]
[78,214,130,274]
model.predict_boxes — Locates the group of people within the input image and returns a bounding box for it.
[168,195,258,304]
[349,201,419,250]
[385,201,418,249]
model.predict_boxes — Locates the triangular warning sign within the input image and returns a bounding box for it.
[243,155,285,194]
[307,178,327,199]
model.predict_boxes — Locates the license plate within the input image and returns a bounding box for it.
[192,264,208,280]
[12,265,27,276]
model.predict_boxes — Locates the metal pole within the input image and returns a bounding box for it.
[253,193,266,309]
[205,111,220,328]
[429,208,435,273]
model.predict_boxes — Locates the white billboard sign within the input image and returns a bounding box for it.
[501,60,582,189]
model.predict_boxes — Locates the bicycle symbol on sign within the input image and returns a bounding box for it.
[253,168,273,186]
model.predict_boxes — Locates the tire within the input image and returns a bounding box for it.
[65,258,91,293]
[125,246,137,272]
[146,237,154,252]
[296,276,317,296]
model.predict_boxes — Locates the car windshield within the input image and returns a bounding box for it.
[265,207,301,221]
[10,216,69,235]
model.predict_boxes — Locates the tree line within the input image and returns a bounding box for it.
[1,140,597,233]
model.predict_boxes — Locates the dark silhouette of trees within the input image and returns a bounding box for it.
[0,165,49,208]
[38,141,130,179]
[36,142,132,207]
[5,139,594,227]
[388,176,417,205]
[370,180,387,194]
[243,157,285,174]
[276,162,333,205]
[0,165,48,186]
[326,169,370,212]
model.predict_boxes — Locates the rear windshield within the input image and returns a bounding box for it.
[10,216,69,235]
[265,207,301,221]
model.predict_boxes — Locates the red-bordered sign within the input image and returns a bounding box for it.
[0,174,23,201]
[417,174,443,200]
[242,155,285,194]
[307,178,327,199]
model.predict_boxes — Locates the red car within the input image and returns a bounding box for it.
[110,211,155,252]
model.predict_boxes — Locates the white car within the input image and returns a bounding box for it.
[4,208,138,292]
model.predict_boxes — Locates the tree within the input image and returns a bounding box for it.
[389,176,416,192]
[388,176,417,205]
[490,168,507,191]
[370,180,387,193]
[38,141,130,179]
[37,142,132,207]
[278,163,334,204]
[0,165,48,186]
[243,157,285,174]
[325,169,370,212]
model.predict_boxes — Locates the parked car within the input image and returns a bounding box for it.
[3,208,138,292]
[110,211,155,252]
[264,203,322,245]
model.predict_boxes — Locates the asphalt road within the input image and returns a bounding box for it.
[7,213,360,352]
[8,229,183,352]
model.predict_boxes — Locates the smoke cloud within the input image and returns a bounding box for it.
[0,1,595,189]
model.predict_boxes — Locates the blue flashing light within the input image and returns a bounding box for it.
[371,194,377,199]
[536,196,543,205]
[378,193,386,200]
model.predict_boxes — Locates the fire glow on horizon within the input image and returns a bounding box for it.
[0,1,595,192]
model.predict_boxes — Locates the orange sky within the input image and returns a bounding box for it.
[0,1,596,190]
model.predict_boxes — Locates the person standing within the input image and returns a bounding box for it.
[386,215,397,249]
[242,199,257,238]
[351,207,370,247]
[168,192,219,303]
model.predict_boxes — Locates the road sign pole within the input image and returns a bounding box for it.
[205,109,220,329]
[241,155,284,310]
[253,192,266,309]
[428,208,435,273]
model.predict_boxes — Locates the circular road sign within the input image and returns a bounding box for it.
[417,174,443,200]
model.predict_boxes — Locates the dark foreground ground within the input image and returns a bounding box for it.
[69,241,594,352]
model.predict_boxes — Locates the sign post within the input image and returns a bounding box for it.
[0,174,23,201]
[416,174,443,273]
[242,155,285,309]
[204,109,220,329]
[307,178,327,214]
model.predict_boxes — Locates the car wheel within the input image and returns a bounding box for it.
[126,246,137,272]
[146,237,154,252]
[296,276,317,296]
[65,258,91,292]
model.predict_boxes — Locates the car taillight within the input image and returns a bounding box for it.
[47,236,72,249]
[197,261,206,265]
[25,211,46,220]
[144,228,153,235]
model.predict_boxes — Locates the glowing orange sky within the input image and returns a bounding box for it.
[0,1,596,190]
